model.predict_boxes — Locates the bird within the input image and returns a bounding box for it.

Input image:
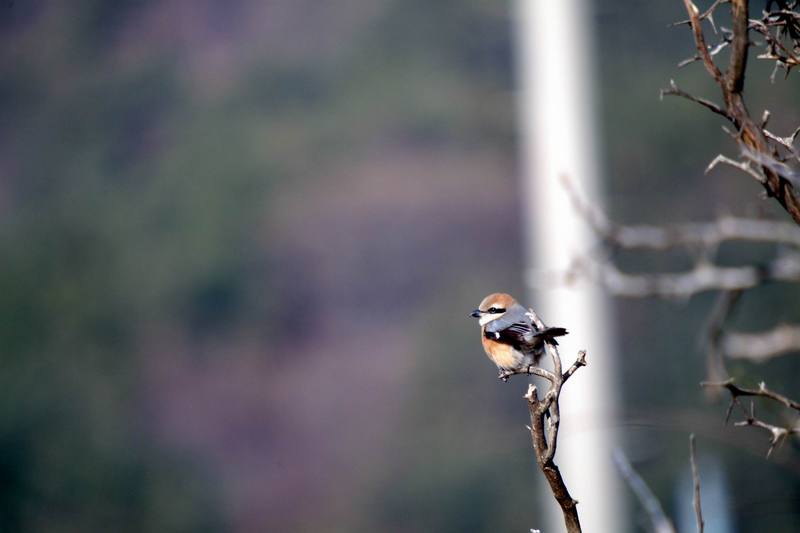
[470,292,568,379]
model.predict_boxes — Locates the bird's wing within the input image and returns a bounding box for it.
[484,304,537,345]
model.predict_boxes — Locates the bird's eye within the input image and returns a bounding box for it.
[487,307,505,314]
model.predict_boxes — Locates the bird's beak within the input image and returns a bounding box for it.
[470,309,482,318]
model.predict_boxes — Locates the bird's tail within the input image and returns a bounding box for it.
[535,326,568,346]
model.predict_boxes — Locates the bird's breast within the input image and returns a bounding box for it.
[481,336,524,370]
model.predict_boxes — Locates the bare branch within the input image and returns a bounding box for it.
[561,253,800,299]
[671,0,800,224]
[739,144,800,188]
[561,175,800,250]
[562,350,587,382]
[733,401,800,458]
[699,379,800,456]
[682,0,725,83]
[660,80,730,119]
[525,382,582,533]
[670,0,729,29]
[498,365,556,383]
[701,378,800,412]
[723,323,800,361]
[727,0,750,93]
[515,308,586,532]
[763,126,800,162]
[677,55,702,67]
[689,434,704,533]
[750,17,800,73]
[702,289,742,385]
[706,154,766,184]
[677,35,731,67]
[612,449,676,533]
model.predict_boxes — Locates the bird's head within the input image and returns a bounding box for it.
[470,292,516,326]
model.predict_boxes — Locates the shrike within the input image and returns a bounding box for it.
[470,292,568,378]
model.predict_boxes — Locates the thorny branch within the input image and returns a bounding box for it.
[701,378,800,412]
[733,402,800,458]
[701,378,800,456]
[664,0,800,224]
[750,7,800,74]
[508,309,586,533]
[660,80,728,119]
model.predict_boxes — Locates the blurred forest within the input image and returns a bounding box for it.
[1,1,799,532]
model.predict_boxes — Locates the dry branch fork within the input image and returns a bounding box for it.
[503,308,587,533]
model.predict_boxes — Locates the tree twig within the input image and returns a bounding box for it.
[689,434,704,533]
[701,378,800,412]
[733,401,800,458]
[560,175,800,250]
[498,365,556,383]
[701,378,800,455]
[660,80,730,120]
[682,0,724,83]
[702,289,742,386]
[562,350,587,382]
[612,449,676,533]
[705,154,766,184]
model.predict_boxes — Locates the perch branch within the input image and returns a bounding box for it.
[515,308,586,532]
[526,383,582,533]
[498,366,556,383]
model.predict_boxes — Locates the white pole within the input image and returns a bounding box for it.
[512,1,623,532]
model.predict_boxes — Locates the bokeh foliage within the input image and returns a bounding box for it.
[1,1,800,532]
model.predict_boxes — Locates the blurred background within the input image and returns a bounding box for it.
[1,1,799,531]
